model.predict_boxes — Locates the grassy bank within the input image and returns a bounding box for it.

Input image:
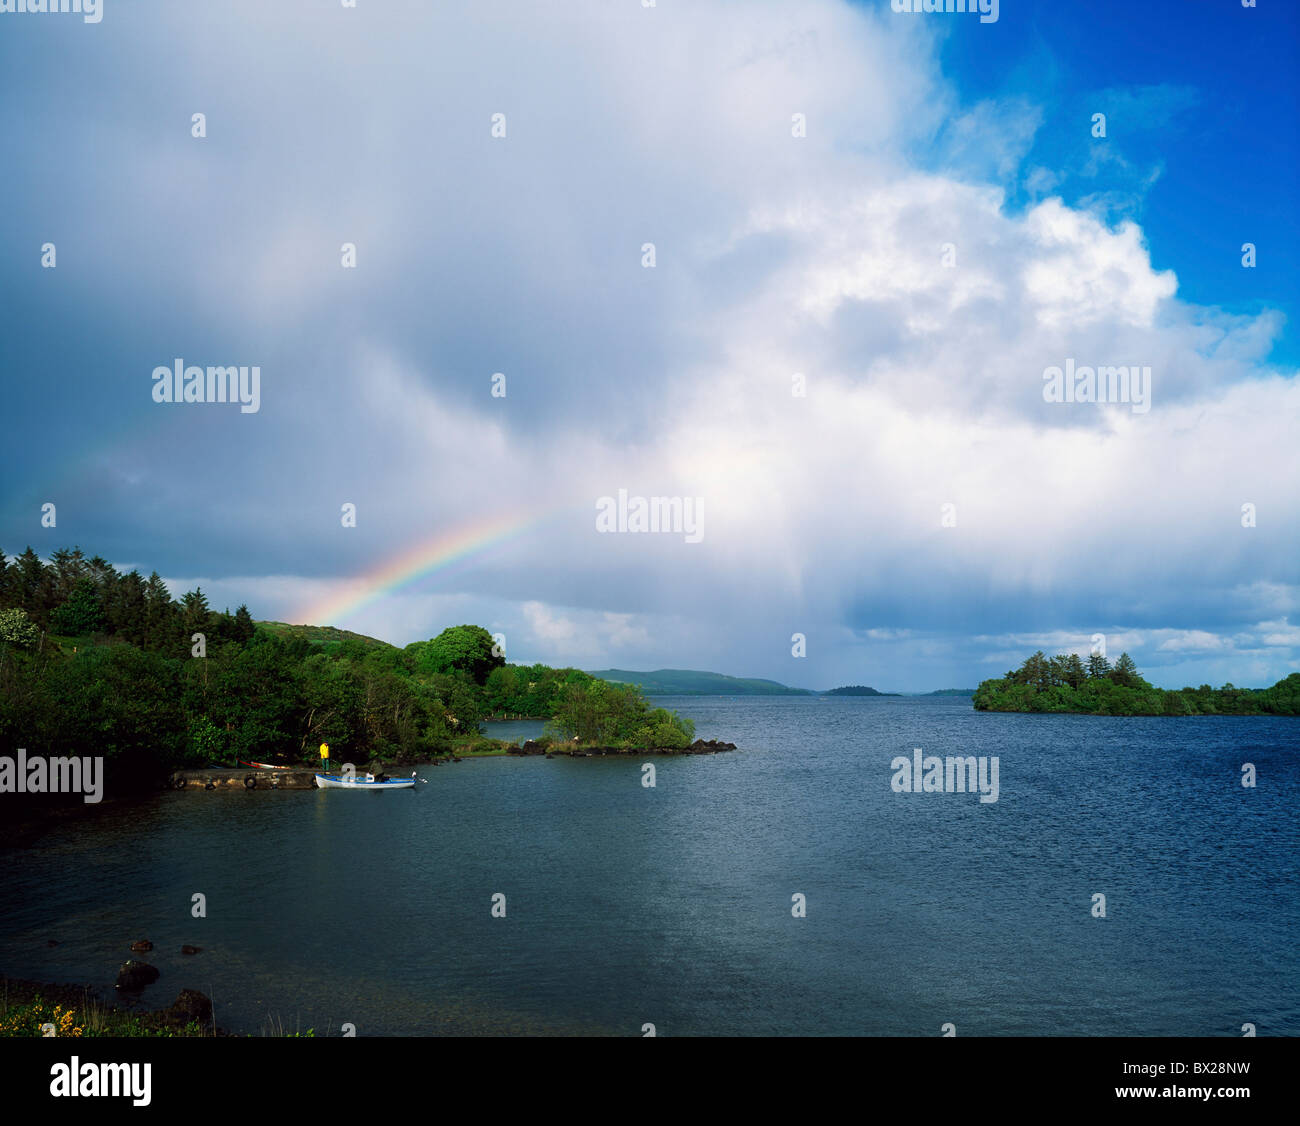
[0,977,212,1038]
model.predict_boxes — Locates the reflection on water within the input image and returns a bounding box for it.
[482,719,547,743]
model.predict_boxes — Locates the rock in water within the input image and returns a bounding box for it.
[687,739,737,754]
[116,960,160,990]
[165,989,212,1026]
[129,939,153,952]
[181,944,201,955]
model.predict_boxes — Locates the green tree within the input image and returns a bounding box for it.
[180,588,212,639]
[232,604,256,643]
[1022,651,1051,689]
[106,570,148,646]
[547,678,611,743]
[1046,655,1069,687]
[427,671,485,736]
[296,652,363,757]
[1062,653,1087,689]
[546,677,693,747]
[187,714,226,762]
[41,645,187,782]
[144,572,180,652]
[207,634,301,759]
[49,546,89,605]
[11,547,53,624]
[1110,652,1143,689]
[86,554,118,588]
[50,576,105,636]
[1086,651,1111,679]
[407,625,504,685]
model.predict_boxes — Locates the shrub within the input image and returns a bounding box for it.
[0,607,40,648]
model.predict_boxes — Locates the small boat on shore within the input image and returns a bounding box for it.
[314,771,417,790]
[239,760,291,771]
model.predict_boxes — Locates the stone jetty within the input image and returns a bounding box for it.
[167,767,318,791]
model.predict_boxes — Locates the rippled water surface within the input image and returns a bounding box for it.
[2,696,1296,1035]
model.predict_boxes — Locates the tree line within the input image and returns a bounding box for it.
[0,546,695,790]
[0,545,254,652]
[973,649,1300,716]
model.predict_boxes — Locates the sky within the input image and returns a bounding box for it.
[1,0,1297,692]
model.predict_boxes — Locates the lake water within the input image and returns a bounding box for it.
[2,696,1297,1036]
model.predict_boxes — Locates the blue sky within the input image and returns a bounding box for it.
[1,0,1297,692]
[931,0,1300,366]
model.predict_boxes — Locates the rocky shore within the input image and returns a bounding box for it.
[163,739,740,789]
[1,972,221,1036]
[507,739,737,757]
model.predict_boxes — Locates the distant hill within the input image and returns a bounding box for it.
[256,621,395,651]
[923,689,976,696]
[589,668,813,695]
[822,685,900,697]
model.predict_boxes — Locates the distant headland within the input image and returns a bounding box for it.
[588,669,813,695]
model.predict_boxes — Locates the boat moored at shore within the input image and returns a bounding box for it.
[314,771,417,790]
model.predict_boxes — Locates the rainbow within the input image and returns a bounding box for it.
[292,507,555,627]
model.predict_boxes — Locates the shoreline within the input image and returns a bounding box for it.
[166,738,739,785]
[973,705,1298,717]
[1,738,739,845]
[506,738,737,757]
[0,974,224,1037]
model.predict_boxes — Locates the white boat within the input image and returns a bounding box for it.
[314,771,417,790]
